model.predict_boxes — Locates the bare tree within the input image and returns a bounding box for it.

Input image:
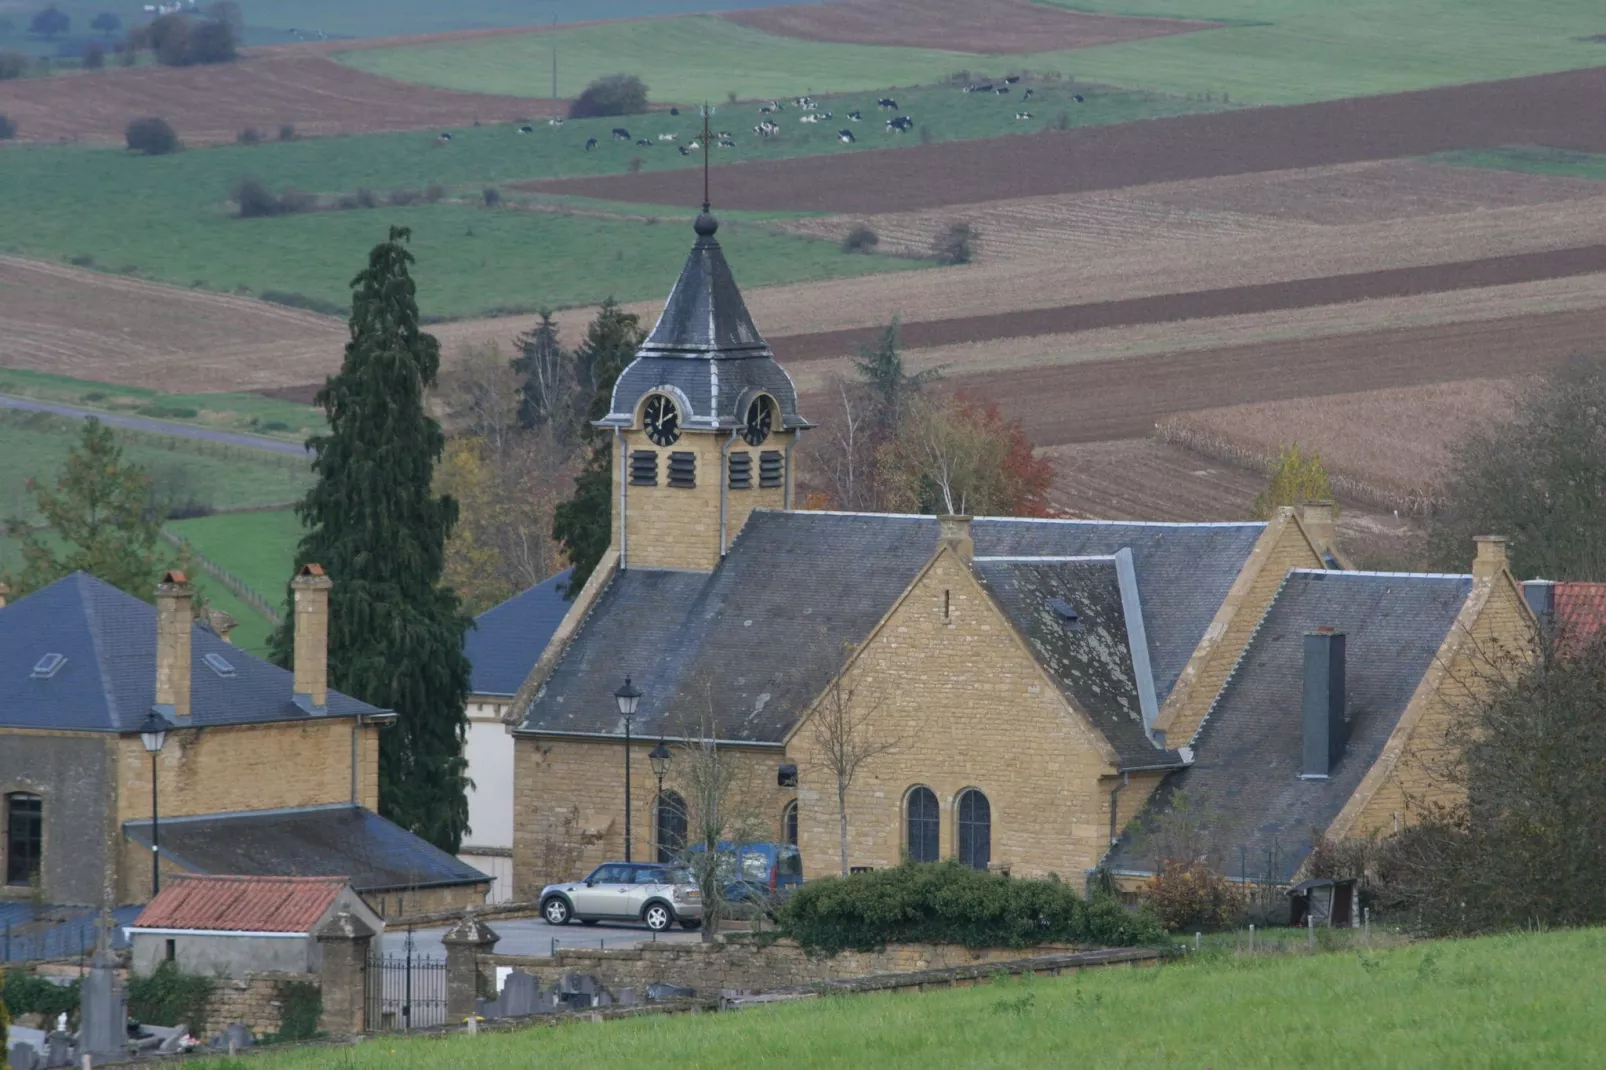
[806,652,896,876]
[511,310,572,434]
[439,341,520,457]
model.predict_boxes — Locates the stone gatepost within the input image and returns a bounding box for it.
[316,911,376,1035]
[443,913,500,1023]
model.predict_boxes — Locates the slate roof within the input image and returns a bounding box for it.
[466,569,572,697]
[1106,570,1474,882]
[973,557,1180,769]
[123,805,489,892]
[0,903,141,963]
[517,510,938,742]
[0,572,382,733]
[132,875,348,933]
[972,519,1266,700]
[601,213,809,432]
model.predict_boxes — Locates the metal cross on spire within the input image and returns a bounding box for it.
[700,102,713,213]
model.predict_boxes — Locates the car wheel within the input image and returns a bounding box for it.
[542,897,572,925]
[680,920,702,931]
[643,903,673,932]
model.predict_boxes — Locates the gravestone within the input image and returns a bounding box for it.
[9,1041,41,1070]
[78,910,126,1060]
[45,1031,73,1068]
[647,981,696,1001]
[442,913,500,1022]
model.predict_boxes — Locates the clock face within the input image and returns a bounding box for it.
[741,396,774,447]
[642,394,681,446]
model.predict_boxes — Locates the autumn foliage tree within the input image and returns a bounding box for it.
[878,394,1054,517]
[1251,444,1334,520]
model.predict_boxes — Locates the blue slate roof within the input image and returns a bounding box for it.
[0,573,381,732]
[972,519,1266,701]
[466,570,572,697]
[1106,570,1474,882]
[0,903,141,963]
[124,804,488,892]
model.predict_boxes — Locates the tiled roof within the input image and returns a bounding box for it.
[132,874,347,933]
[974,557,1180,770]
[1555,582,1606,648]
[0,572,381,732]
[971,520,1265,701]
[1107,570,1474,882]
[466,569,572,697]
[123,805,489,892]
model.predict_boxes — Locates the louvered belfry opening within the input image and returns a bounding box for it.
[630,450,658,486]
[759,450,784,488]
[668,452,697,488]
[728,450,752,489]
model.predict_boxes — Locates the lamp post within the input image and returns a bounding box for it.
[138,710,169,897]
[649,739,672,862]
[614,677,643,862]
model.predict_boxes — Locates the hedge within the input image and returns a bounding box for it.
[777,861,1168,956]
[0,969,81,1018]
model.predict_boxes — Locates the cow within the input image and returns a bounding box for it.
[658,133,677,141]
[718,137,735,148]
[636,138,653,147]
[838,129,856,144]
[793,95,814,107]
[970,83,994,94]
[1004,75,1020,84]
[885,115,913,133]
[670,106,680,115]
[717,131,734,139]
[688,139,701,150]
[437,132,453,142]
[678,145,691,156]
[1073,94,1085,103]
[585,137,598,151]
[877,97,897,110]
[752,120,780,137]
[759,103,779,114]
[517,124,534,134]
[820,111,833,120]
[800,113,820,124]
[548,117,564,127]
[1022,88,1034,101]
[847,110,862,122]
[1014,111,1032,120]
[612,128,630,140]
[994,85,1010,94]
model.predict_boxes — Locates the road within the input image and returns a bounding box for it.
[0,394,311,457]
[379,915,704,961]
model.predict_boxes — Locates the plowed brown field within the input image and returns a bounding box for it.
[0,52,561,145]
[723,0,1214,54]
[534,66,1606,212]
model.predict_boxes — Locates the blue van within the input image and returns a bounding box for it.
[686,842,804,905]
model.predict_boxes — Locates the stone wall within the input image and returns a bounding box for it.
[484,938,1090,997]
[200,972,317,1040]
[0,730,115,906]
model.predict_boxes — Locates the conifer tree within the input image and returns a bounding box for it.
[552,298,642,596]
[271,227,472,852]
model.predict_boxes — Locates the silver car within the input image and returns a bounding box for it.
[540,862,703,932]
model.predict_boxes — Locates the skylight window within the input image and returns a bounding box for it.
[30,653,67,679]
[1046,597,1085,631]
[203,652,237,678]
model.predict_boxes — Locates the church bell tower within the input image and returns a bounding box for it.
[596,207,811,572]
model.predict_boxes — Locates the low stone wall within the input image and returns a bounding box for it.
[200,972,316,1040]
[484,939,1087,997]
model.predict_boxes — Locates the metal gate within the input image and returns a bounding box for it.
[365,937,447,1032]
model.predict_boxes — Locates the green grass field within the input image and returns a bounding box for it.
[170,508,303,604]
[1430,145,1606,182]
[342,1,1606,107]
[0,368,323,442]
[199,929,1606,1068]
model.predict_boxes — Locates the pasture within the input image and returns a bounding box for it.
[1432,146,1606,183]
[0,368,323,441]
[197,929,1606,1069]
[169,508,303,609]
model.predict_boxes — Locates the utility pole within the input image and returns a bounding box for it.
[551,12,557,100]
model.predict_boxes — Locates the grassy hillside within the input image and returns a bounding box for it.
[198,929,1606,1068]
[170,508,302,605]
[1430,146,1606,182]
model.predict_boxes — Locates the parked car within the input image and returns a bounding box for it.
[539,862,703,932]
[686,842,804,907]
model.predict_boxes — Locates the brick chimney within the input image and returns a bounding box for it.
[292,563,332,712]
[938,515,973,564]
[1472,536,1509,582]
[154,570,193,720]
[1300,500,1339,563]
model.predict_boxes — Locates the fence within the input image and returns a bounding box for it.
[366,942,448,1032]
[160,528,284,625]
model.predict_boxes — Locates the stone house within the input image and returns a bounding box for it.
[501,210,1395,896]
[460,569,571,902]
[128,873,383,978]
[0,567,488,916]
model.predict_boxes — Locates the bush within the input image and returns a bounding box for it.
[142,13,236,67]
[0,114,15,140]
[126,117,180,155]
[236,126,261,145]
[1145,860,1246,932]
[83,44,105,69]
[778,861,1167,956]
[271,980,321,1042]
[627,155,643,174]
[1251,443,1333,521]
[482,186,501,208]
[68,253,93,266]
[0,50,28,81]
[933,221,978,265]
[842,225,879,254]
[231,175,314,218]
[126,961,211,1029]
[1,968,81,1018]
[387,187,423,206]
[569,73,648,118]
[424,181,447,203]
[354,187,377,209]
[278,123,295,141]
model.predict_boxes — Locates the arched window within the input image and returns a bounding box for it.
[5,792,43,887]
[782,800,798,847]
[655,791,687,864]
[956,789,990,871]
[905,786,940,863]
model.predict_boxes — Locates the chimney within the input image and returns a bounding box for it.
[154,570,194,720]
[1472,535,1509,582]
[1301,628,1346,779]
[937,515,973,564]
[1300,500,1338,564]
[292,563,332,712]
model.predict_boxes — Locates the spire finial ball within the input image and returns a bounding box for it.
[694,211,718,237]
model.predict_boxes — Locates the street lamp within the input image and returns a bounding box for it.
[614,677,643,862]
[138,710,169,897]
[649,739,672,862]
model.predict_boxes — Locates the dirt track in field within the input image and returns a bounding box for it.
[0,51,562,145]
[722,0,1214,54]
[533,65,1606,212]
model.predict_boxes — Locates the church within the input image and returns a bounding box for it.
[502,208,1538,897]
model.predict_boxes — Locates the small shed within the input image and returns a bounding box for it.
[128,874,384,978]
[1287,877,1358,929]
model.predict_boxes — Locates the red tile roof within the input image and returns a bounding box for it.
[132,874,348,933]
[1555,583,1606,649]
